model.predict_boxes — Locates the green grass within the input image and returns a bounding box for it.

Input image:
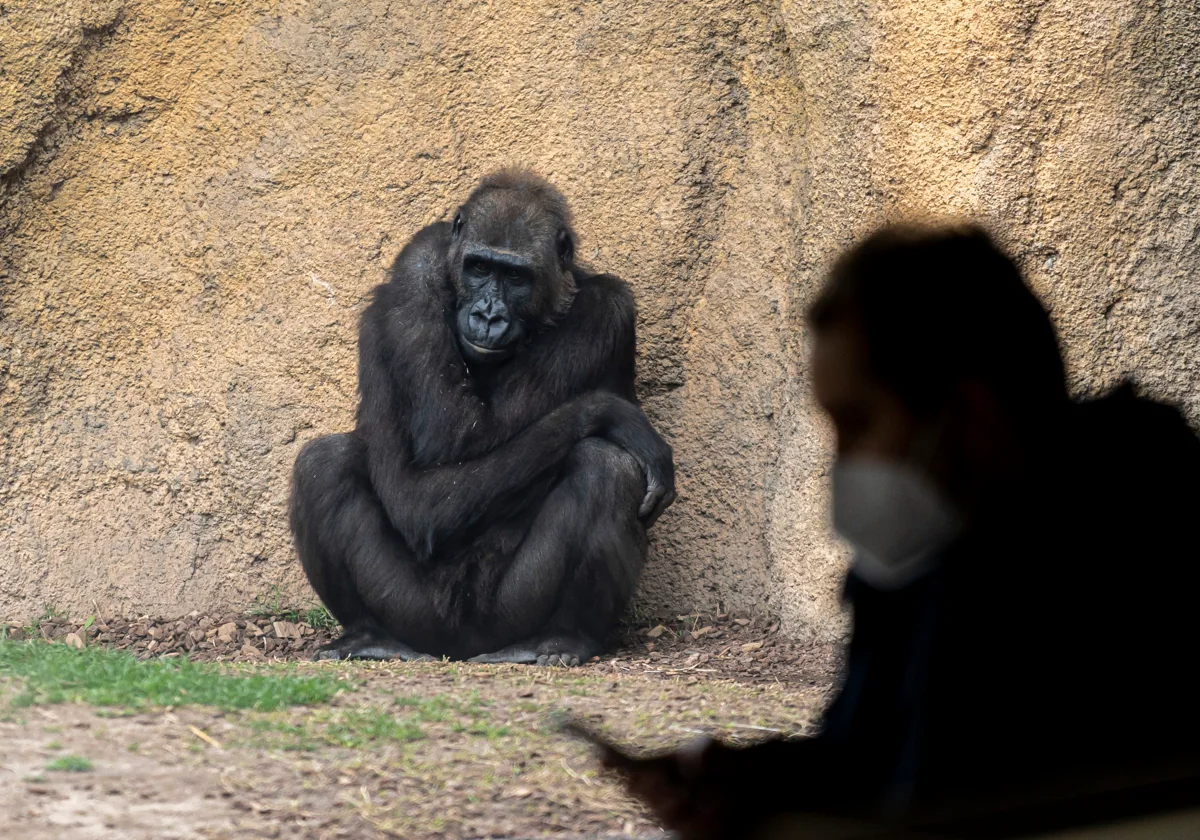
[46,755,92,772]
[244,692,503,752]
[245,708,425,751]
[248,586,294,620]
[303,605,339,631]
[247,588,339,632]
[0,639,348,711]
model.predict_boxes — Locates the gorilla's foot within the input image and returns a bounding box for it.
[468,634,599,668]
[314,626,434,662]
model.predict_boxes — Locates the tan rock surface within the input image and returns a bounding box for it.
[3,1,1197,639]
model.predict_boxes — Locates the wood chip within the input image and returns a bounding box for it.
[64,632,84,649]
[645,625,667,639]
[272,620,301,640]
[741,641,764,652]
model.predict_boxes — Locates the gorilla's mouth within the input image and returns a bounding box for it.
[464,340,505,355]
[461,339,512,360]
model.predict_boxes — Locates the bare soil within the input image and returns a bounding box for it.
[1,613,841,839]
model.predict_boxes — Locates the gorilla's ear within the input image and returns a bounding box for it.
[452,211,464,238]
[556,228,575,265]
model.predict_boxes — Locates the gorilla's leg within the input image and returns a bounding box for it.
[290,433,435,662]
[468,438,647,667]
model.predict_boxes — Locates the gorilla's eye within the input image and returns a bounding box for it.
[508,270,529,286]
[452,213,464,236]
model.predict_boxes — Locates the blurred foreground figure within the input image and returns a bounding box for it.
[608,225,1200,839]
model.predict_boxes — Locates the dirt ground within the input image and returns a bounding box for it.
[0,612,841,839]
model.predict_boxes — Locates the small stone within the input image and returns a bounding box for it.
[507,787,532,799]
[734,618,751,626]
[216,622,239,643]
[740,641,764,652]
[240,642,264,660]
[64,633,84,649]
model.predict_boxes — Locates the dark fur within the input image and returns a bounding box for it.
[290,170,675,664]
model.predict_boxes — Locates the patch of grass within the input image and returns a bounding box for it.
[245,692,501,752]
[452,720,511,739]
[394,694,455,721]
[0,639,347,711]
[46,755,92,772]
[39,604,70,623]
[45,740,62,750]
[247,589,339,633]
[246,707,425,751]
[303,605,339,631]
[248,586,297,621]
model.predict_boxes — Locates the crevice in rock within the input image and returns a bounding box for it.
[0,6,126,214]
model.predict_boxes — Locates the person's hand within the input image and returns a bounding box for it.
[603,737,746,840]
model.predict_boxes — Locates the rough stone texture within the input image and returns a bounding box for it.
[2,1,1197,639]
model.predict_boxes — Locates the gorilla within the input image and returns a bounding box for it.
[290,169,676,666]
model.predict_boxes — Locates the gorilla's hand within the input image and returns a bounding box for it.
[636,427,676,527]
[580,393,676,527]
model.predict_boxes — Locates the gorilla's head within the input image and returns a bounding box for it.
[448,169,578,365]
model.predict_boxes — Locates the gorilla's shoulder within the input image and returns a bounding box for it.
[573,271,636,326]
[367,223,452,315]
[386,222,452,287]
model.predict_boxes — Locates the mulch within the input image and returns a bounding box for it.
[3,610,843,686]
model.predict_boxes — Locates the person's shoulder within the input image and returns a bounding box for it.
[1073,381,1200,463]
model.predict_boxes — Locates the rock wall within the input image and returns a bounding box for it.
[3,0,1197,638]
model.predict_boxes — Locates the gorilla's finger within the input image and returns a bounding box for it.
[641,486,676,527]
[639,490,661,519]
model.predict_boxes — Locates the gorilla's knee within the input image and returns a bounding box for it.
[294,433,359,482]
[291,433,364,515]
[570,438,643,501]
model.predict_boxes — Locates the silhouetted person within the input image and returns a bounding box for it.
[606,225,1200,839]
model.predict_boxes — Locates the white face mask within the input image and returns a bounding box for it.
[831,456,963,591]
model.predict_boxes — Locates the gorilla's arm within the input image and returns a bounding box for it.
[492,271,674,519]
[360,384,667,560]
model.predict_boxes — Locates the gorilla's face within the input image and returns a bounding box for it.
[449,190,576,365]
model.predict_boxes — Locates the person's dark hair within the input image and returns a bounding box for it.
[808,224,1067,418]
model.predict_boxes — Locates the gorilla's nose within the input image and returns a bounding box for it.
[468,299,510,344]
